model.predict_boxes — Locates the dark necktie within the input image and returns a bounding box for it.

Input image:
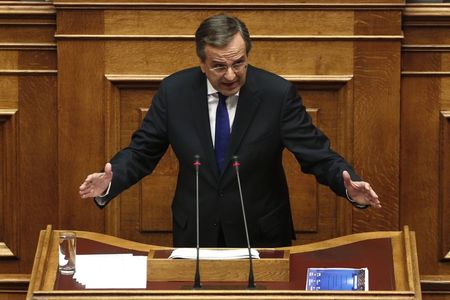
[215,93,230,173]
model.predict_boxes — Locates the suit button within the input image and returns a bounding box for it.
[213,223,217,227]
[219,190,224,198]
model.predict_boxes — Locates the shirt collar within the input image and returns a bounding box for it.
[206,79,240,97]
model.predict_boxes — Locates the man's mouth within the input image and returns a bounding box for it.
[222,81,238,88]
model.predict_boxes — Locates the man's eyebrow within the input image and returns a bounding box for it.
[211,56,246,64]
[211,60,227,64]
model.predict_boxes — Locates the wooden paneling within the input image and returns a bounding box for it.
[1,1,449,293]
[104,10,355,36]
[104,77,177,245]
[352,40,401,233]
[0,2,57,274]
[0,109,18,258]
[57,41,106,233]
[439,111,450,260]
[402,5,450,276]
[291,77,356,243]
[56,3,401,250]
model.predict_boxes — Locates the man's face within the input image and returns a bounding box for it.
[200,33,248,97]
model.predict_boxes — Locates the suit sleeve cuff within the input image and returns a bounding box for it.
[93,182,112,207]
[346,189,369,209]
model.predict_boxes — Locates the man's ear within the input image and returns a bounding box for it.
[199,60,206,73]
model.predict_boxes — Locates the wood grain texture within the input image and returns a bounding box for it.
[1,1,449,292]
[53,0,406,6]
[57,41,106,234]
[401,5,450,276]
[102,10,355,36]
[25,227,422,299]
[439,112,450,260]
[353,41,400,233]
[0,110,18,260]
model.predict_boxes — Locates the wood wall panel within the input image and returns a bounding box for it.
[354,10,402,35]
[0,26,54,44]
[402,5,450,277]
[103,40,355,76]
[18,74,57,270]
[439,111,450,260]
[0,1,57,276]
[105,41,197,75]
[0,110,19,258]
[54,0,405,6]
[352,41,401,232]
[284,108,319,234]
[251,41,354,75]
[57,3,401,249]
[56,10,104,35]
[0,52,18,71]
[101,10,356,36]
[401,76,441,272]
[103,76,352,247]
[57,41,106,233]
[3,0,450,294]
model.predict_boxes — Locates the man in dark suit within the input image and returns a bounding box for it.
[80,14,381,248]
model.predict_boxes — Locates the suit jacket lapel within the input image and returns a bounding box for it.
[190,72,221,181]
[222,69,261,176]
[190,66,262,181]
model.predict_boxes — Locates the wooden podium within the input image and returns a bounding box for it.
[26,225,422,299]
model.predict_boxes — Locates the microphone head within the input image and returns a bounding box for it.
[193,154,201,166]
[232,155,240,167]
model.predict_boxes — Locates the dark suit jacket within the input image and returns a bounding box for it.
[98,65,361,247]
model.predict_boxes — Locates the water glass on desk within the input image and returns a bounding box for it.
[58,231,76,275]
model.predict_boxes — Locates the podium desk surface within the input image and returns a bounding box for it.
[27,225,422,300]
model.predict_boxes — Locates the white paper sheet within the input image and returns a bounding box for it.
[169,248,260,260]
[73,254,147,289]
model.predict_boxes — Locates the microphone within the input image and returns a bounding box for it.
[193,154,202,289]
[232,155,256,289]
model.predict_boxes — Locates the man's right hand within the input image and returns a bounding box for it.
[79,163,113,199]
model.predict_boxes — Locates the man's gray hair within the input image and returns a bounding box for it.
[195,14,252,61]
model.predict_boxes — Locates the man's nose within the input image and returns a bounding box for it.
[223,66,237,81]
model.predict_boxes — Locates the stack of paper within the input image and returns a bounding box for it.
[73,254,147,289]
[168,248,260,260]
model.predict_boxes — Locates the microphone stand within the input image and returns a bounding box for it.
[232,156,256,289]
[193,155,202,289]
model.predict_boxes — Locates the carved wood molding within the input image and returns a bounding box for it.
[440,111,450,261]
[56,34,403,41]
[402,45,450,52]
[283,74,353,90]
[0,43,56,50]
[53,2,405,10]
[103,76,162,236]
[402,71,450,76]
[421,274,450,293]
[105,74,353,86]
[0,242,13,257]
[0,4,55,16]
[0,1,56,28]
[0,70,57,75]
[0,274,29,291]
[404,5,450,26]
[0,109,19,258]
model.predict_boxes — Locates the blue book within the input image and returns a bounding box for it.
[306,267,368,291]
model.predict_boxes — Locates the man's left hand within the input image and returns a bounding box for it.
[343,170,381,208]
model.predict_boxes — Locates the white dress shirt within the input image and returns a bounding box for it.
[206,79,238,147]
